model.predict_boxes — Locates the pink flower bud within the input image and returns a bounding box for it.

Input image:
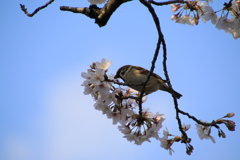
[216,119,224,124]
[90,62,96,69]
[225,112,235,118]
[225,120,236,131]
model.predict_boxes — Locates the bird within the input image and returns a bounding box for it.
[114,65,182,99]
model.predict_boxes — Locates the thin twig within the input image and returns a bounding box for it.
[139,0,190,144]
[138,0,162,118]
[154,1,189,142]
[119,96,138,100]
[159,22,189,141]
[151,0,188,6]
[106,79,145,87]
[177,108,220,129]
[20,0,55,17]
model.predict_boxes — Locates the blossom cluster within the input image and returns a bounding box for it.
[81,58,166,145]
[195,112,236,143]
[160,123,192,155]
[170,0,240,39]
[81,58,236,155]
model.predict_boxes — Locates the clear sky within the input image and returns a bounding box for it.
[1,0,239,160]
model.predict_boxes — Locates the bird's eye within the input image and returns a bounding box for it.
[120,69,125,75]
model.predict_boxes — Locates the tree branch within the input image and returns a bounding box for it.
[20,0,55,17]
[177,108,220,129]
[60,0,132,27]
[153,1,190,143]
[140,0,192,147]
[60,6,91,15]
[151,0,188,6]
[138,0,162,118]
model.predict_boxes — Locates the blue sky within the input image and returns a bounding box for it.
[1,0,239,160]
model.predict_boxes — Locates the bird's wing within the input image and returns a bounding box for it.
[134,66,164,81]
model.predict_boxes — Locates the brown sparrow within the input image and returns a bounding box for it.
[114,65,182,99]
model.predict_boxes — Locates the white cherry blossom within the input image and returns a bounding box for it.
[159,128,174,155]
[95,58,112,70]
[170,4,181,12]
[216,15,234,30]
[201,5,218,24]
[152,113,165,131]
[89,68,105,85]
[93,81,111,95]
[97,92,113,105]
[196,123,216,143]
[107,112,121,124]
[118,125,131,134]
[94,100,110,113]
[124,134,148,145]
[226,28,240,39]
[182,123,191,131]
[145,128,160,140]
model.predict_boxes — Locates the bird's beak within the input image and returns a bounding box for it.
[114,74,119,79]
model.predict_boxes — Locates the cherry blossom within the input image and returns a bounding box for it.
[95,58,112,71]
[201,4,218,24]
[160,128,174,155]
[182,123,191,132]
[82,58,236,155]
[169,0,240,39]
[195,123,215,143]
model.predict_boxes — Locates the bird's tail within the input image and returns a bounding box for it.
[159,83,182,99]
[171,90,182,99]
